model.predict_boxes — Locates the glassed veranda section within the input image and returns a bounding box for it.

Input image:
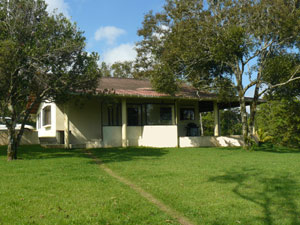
[102,99,178,147]
[102,102,176,126]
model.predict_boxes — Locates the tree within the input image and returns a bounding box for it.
[201,109,242,136]
[111,61,137,78]
[0,0,100,160]
[136,0,300,148]
[99,61,138,78]
[256,99,300,147]
[99,62,112,77]
[220,108,242,136]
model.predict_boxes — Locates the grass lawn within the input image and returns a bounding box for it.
[0,146,178,225]
[1,145,300,224]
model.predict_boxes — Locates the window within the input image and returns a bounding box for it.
[42,106,51,126]
[180,108,195,120]
[37,113,41,129]
[127,105,141,126]
[104,103,121,126]
[146,104,174,125]
[160,107,172,121]
[107,106,114,125]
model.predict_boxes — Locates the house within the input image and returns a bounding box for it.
[0,117,38,146]
[36,77,253,148]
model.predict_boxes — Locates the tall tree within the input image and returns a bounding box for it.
[99,62,112,77]
[111,61,136,78]
[99,61,139,78]
[136,0,300,148]
[0,0,100,160]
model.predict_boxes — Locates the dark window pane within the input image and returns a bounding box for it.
[146,104,174,125]
[128,107,140,126]
[43,106,51,126]
[160,107,172,121]
[180,108,195,120]
[105,103,121,126]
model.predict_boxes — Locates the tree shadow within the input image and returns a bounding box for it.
[0,145,87,160]
[209,167,300,225]
[253,143,300,153]
[0,145,168,163]
[89,147,169,164]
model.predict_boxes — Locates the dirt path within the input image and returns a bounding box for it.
[85,150,195,225]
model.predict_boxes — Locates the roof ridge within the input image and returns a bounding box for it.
[100,77,150,81]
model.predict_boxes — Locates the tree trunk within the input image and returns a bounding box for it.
[7,128,17,161]
[249,102,257,137]
[199,113,204,136]
[239,94,250,148]
[249,82,260,137]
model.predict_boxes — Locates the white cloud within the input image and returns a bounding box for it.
[45,0,70,18]
[152,25,170,40]
[94,26,126,45]
[102,43,137,65]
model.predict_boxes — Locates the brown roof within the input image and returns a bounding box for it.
[96,77,216,100]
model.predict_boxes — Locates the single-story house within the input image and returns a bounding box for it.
[35,77,253,148]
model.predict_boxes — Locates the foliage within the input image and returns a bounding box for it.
[136,0,300,147]
[256,99,300,147]
[111,61,136,78]
[256,128,273,143]
[201,112,214,136]
[221,108,242,135]
[201,108,242,136]
[99,62,112,77]
[262,53,300,98]
[99,61,138,78]
[0,0,100,160]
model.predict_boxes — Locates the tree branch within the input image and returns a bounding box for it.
[259,65,300,97]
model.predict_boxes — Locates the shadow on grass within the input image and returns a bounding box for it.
[253,143,300,154]
[0,145,87,160]
[209,168,300,225]
[0,145,168,163]
[89,147,168,164]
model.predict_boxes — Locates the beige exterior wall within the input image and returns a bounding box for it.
[179,135,244,147]
[56,104,65,131]
[37,98,102,146]
[139,125,178,148]
[102,125,178,148]
[127,126,142,146]
[60,98,102,145]
[0,130,39,145]
[103,126,122,147]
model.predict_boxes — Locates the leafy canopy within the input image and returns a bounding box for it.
[0,0,100,119]
[0,0,100,160]
[136,0,300,96]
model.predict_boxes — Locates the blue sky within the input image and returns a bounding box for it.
[45,0,165,64]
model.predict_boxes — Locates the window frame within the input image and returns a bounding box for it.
[42,105,51,126]
[105,103,121,126]
[37,113,41,129]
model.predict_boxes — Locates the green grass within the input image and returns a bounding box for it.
[0,146,178,225]
[1,145,300,225]
[89,146,300,225]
